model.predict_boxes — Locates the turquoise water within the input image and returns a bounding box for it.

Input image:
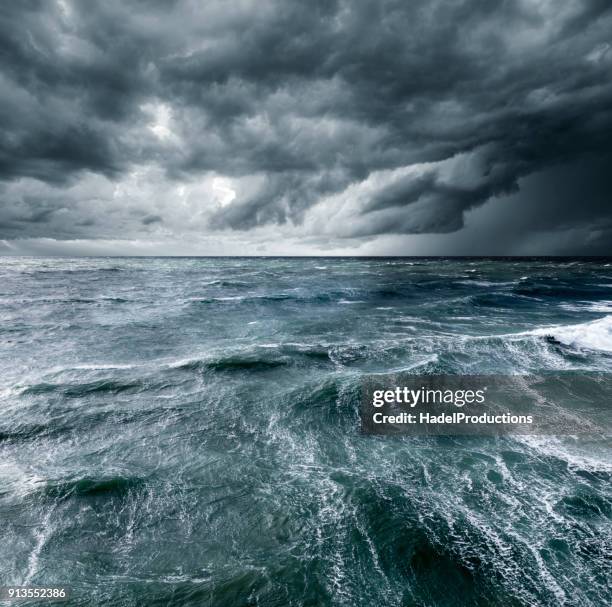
[0,257,610,606]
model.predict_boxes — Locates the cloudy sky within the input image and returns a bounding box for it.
[1,0,611,256]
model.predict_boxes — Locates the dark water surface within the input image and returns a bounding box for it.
[0,257,610,606]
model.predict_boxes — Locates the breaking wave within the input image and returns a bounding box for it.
[531,315,612,353]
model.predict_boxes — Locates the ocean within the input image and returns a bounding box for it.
[0,257,610,606]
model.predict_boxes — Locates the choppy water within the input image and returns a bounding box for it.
[1,257,611,606]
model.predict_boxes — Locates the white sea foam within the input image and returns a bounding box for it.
[515,436,612,480]
[214,296,245,301]
[531,315,612,352]
[466,279,516,288]
[383,355,439,373]
[584,301,612,313]
[560,300,612,313]
[24,506,55,585]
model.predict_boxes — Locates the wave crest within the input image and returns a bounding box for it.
[532,315,612,352]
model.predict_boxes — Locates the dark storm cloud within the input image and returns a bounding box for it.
[0,0,611,248]
[0,2,141,182]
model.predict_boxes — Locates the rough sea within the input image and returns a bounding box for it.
[1,257,610,606]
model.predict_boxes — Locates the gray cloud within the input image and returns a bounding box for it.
[0,0,611,252]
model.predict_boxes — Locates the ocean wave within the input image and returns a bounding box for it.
[167,340,436,376]
[39,475,148,500]
[560,300,612,314]
[0,423,55,443]
[0,296,129,305]
[171,344,334,373]
[200,279,252,287]
[513,281,612,299]
[27,266,124,276]
[470,315,612,357]
[20,378,147,397]
[531,316,612,353]
[180,357,289,372]
[470,292,539,308]
[189,293,295,304]
[555,492,611,519]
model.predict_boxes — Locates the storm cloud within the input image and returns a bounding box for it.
[0,0,611,254]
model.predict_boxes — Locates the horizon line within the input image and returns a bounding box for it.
[2,254,612,260]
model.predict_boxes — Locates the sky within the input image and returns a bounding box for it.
[0,0,611,256]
